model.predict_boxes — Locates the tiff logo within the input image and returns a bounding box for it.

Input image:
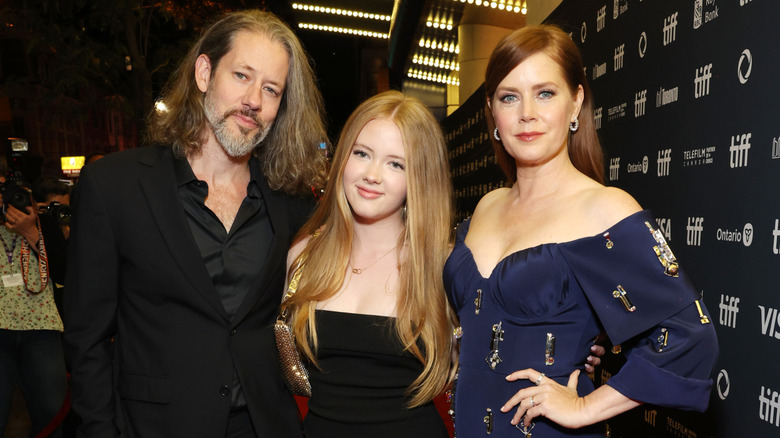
[634,90,647,117]
[663,12,678,45]
[729,133,751,168]
[594,107,603,129]
[609,157,620,181]
[773,137,780,159]
[644,409,657,428]
[686,217,704,246]
[657,149,671,176]
[759,386,780,427]
[740,0,753,5]
[773,219,780,254]
[694,64,713,98]
[760,305,780,339]
[719,294,739,328]
[597,6,606,31]
[614,44,625,71]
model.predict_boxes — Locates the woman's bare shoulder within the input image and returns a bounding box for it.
[581,185,643,230]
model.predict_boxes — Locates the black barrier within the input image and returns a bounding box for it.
[443,1,780,436]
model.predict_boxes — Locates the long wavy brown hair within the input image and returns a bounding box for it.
[282,91,456,407]
[146,10,327,195]
[485,24,604,184]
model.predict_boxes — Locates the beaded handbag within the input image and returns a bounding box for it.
[274,259,311,397]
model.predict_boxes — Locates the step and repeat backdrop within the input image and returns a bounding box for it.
[443,1,780,436]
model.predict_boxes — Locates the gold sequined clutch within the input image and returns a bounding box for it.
[274,259,311,397]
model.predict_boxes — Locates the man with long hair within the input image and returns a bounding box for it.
[64,10,327,438]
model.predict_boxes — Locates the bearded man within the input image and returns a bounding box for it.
[64,10,327,438]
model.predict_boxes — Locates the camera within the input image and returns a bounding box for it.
[40,201,72,226]
[0,180,33,218]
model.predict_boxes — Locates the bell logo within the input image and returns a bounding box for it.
[716,369,730,400]
[738,49,752,84]
[638,32,647,58]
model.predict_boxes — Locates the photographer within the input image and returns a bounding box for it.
[0,174,68,438]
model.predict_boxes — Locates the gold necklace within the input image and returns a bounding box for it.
[350,246,396,274]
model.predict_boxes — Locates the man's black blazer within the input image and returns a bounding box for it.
[64,146,311,438]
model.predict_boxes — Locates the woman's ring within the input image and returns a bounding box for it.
[535,373,545,386]
[529,396,535,407]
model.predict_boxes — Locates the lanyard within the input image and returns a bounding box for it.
[0,231,19,266]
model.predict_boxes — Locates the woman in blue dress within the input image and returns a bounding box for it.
[282,91,456,437]
[443,25,719,437]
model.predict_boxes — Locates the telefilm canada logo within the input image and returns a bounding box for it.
[607,102,626,121]
[683,146,715,167]
[716,369,730,400]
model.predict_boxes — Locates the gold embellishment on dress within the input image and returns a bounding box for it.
[611,344,622,354]
[645,221,679,277]
[694,300,711,324]
[603,232,614,249]
[483,408,493,434]
[545,333,556,366]
[474,289,482,315]
[485,322,504,370]
[612,285,636,312]
[657,328,669,352]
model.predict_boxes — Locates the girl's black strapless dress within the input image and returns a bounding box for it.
[303,309,449,438]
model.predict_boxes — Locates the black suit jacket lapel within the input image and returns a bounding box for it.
[232,174,288,324]
[137,147,229,321]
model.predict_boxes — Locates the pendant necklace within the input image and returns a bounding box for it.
[350,246,396,274]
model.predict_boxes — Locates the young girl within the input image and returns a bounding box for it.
[282,91,455,437]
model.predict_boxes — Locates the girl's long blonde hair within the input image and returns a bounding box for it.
[282,91,455,407]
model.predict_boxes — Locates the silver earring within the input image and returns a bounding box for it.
[569,118,579,132]
[493,128,501,141]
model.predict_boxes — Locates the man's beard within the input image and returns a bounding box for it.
[204,90,272,158]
